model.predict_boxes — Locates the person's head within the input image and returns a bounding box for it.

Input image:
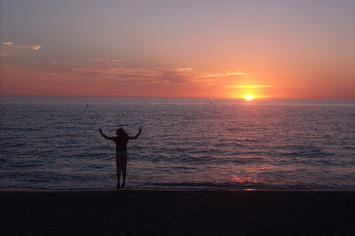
[116,128,128,138]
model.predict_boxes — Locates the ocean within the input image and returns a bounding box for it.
[1,97,354,190]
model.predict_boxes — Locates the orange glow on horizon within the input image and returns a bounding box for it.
[244,94,254,101]
[227,83,270,100]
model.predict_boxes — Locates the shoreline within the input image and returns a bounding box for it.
[1,189,354,235]
[1,187,354,192]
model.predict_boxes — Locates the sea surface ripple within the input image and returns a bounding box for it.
[1,97,354,190]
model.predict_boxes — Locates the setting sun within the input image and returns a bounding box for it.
[244,94,254,101]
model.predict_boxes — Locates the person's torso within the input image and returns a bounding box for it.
[114,137,129,152]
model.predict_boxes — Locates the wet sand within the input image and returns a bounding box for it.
[1,189,354,235]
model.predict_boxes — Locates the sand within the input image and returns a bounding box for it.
[1,189,354,235]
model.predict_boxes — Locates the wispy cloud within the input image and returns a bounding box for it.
[1,41,42,56]
[201,72,247,78]
[176,67,193,72]
[225,72,247,76]
[1,58,256,98]
[30,44,41,50]
[3,42,13,46]
[228,84,272,89]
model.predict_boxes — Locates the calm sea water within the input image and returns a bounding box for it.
[1,97,354,190]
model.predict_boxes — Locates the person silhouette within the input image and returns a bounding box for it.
[99,127,142,189]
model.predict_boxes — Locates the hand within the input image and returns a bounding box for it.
[139,127,142,132]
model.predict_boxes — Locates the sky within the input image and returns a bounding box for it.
[1,0,355,99]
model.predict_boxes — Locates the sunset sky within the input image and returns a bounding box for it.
[1,0,355,99]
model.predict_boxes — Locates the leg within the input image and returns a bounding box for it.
[116,157,122,189]
[121,153,127,188]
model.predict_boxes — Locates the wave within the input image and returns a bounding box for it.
[142,181,355,190]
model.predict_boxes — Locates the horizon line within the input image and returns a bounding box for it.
[1,95,355,101]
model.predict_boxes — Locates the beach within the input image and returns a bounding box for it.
[1,189,354,235]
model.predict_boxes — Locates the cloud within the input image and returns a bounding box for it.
[1,57,253,98]
[201,71,247,78]
[14,43,42,50]
[228,84,272,89]
[111,59,124,64]
[31,44,41,50]
[177,67,193,72]
[1,41,42,56]
[225,72,247,76]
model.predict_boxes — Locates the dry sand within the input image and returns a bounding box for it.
[1,189,354,235]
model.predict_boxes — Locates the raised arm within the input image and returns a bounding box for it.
[99,129,114,140]
[129,127,142,140]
